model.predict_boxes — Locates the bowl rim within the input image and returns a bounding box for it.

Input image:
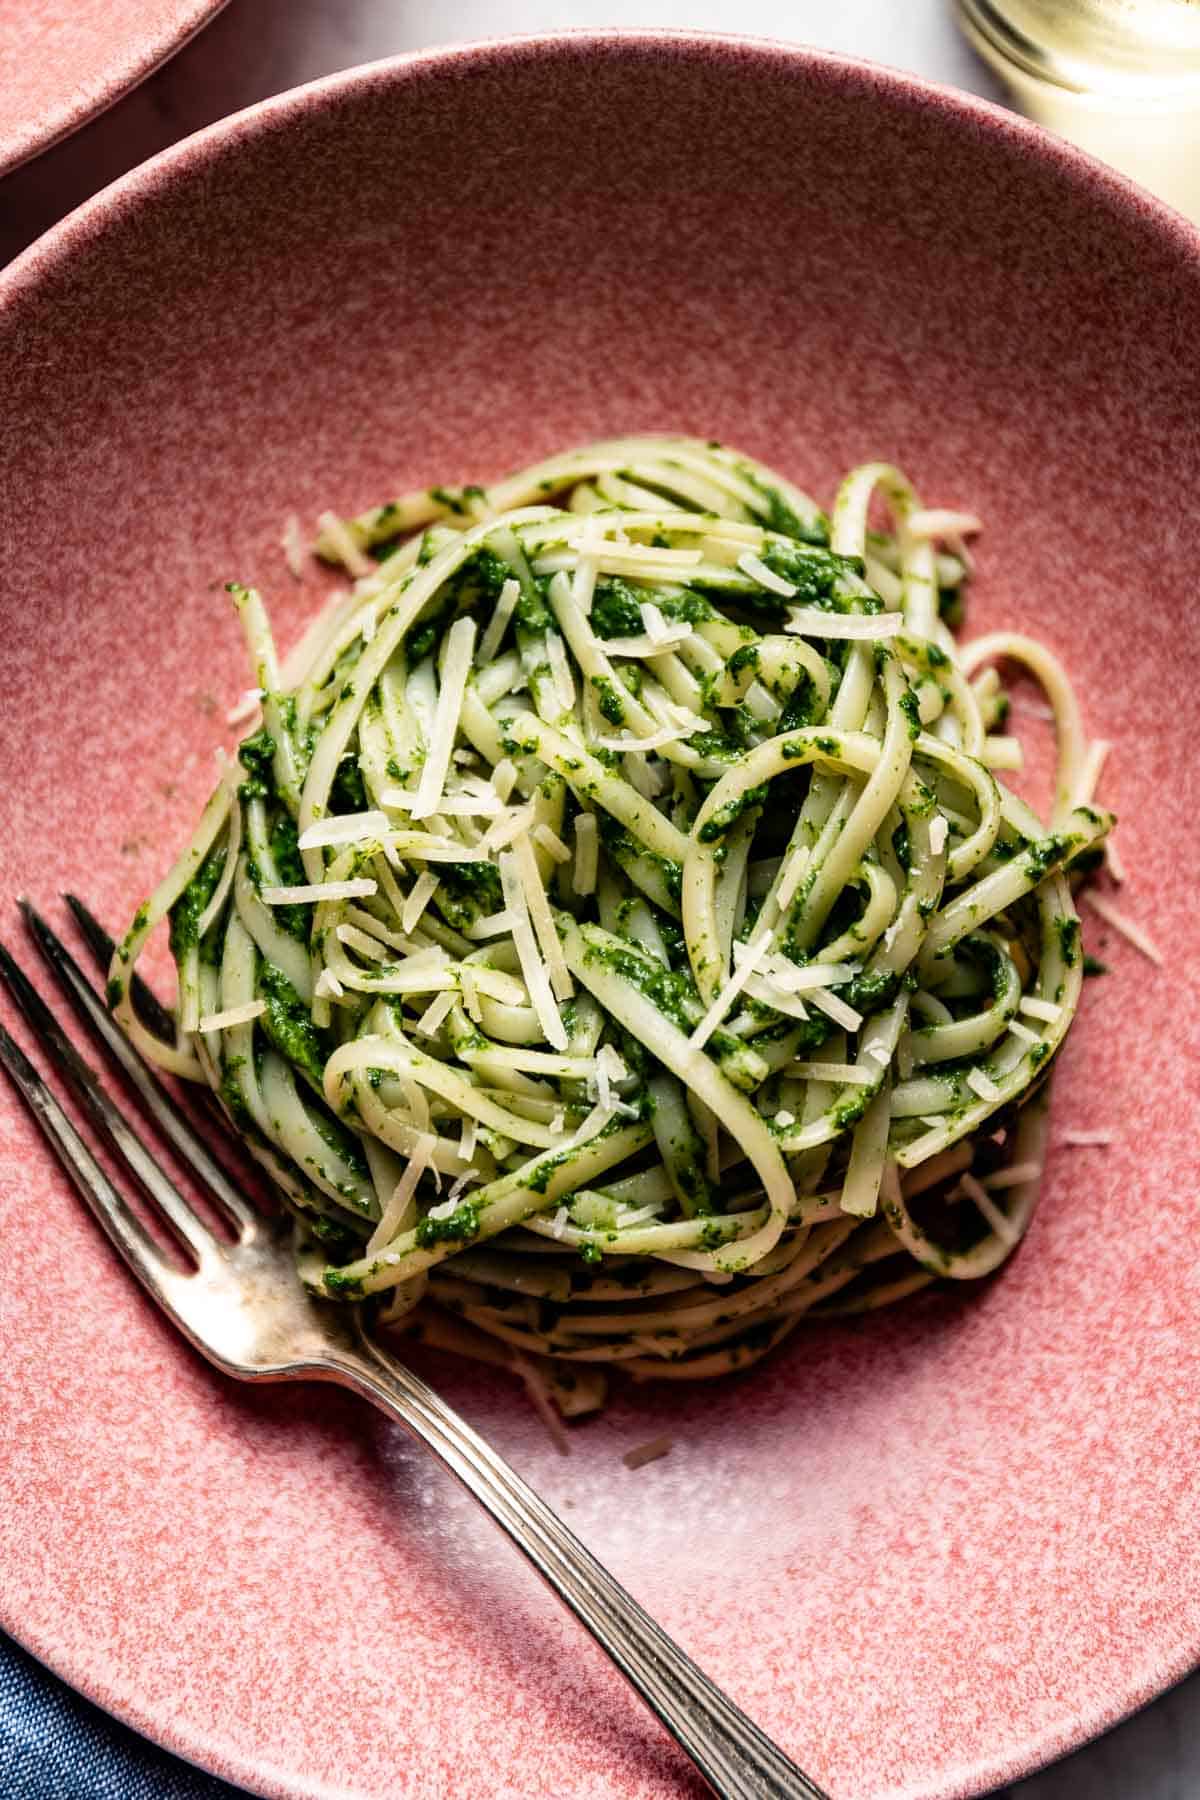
[3,25,1200,312]
[3,28,1200,1800]
[0,0,232,182]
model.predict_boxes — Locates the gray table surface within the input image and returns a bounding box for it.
[2,2,1197,1795]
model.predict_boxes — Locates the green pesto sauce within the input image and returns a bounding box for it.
[840,966,901,1015]
[415,1200,481,1247]
[258,962,330,1088]
[267,812,309,942]
[1055,915,1081,966]
[1024,833,1076,882]
[698,782,768,844]
[236,726,276,801]
[595,812,682,905]
[746,477,830,546]
[168,843,226,961]
[581,933,698,1033]
[330,752,367,816]
[308,1102,369,1182]
[434,860,504,929]
[898,687,922,741]
[590,674,626,726]
[777,672,819,732]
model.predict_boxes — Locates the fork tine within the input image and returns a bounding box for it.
[0,937,222,1261]
[20,903,258,1235]
[0,1015,176,1298]
[63,890,177,1044]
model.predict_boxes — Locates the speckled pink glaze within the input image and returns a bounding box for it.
[0,0,227,178]
[2,33,1199,1800]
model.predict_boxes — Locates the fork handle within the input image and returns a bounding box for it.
[334,1334,830,1800]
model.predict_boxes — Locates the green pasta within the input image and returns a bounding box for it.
[113,436,1115,1417]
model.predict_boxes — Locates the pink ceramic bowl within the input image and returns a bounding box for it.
[2,33,1199,1800]
[0,0,228,178]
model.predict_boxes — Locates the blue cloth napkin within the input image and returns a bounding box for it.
[0,1631,241,1798]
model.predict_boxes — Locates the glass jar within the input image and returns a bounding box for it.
[955,0,1200,221]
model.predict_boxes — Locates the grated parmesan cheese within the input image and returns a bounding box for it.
[775,844,811,911]
[1076,738,1111,804]
[477,578,521,665]
[785,607,904,640]
[512,835,573,1002]
[622,1435,673,1471]
[366,1134,436,1254]
[511,1353,572,1457]
[788,1062,875,1086]
[983,1161,1042,1188]
[281,512,306,579]
[980,735,1024,771]
[907,508,982,541]
[460,966,483,1025]
[570,515,602,617]
[737,549,796,597]
[491,757,518,803]
[601,629,693,658]
[298,810,390,851]
[758,955,859,994]
[1018,995,1062,1023]
[401,871,439,936]
[929,815,949,856]
[624,752,665,800]
[592,724,696,753]
[533,823,571,864]
[482,802,538,853]
[335,922,388,963]
[225,688,263,726]
[1083,891,1163,966]
[742,975,810,1022]
[689,930,774,1050]
[412,616,477,820]
[1058,1129,1114,1148]
[464,909,515,940]
[499,849,568,1049]
[1105,834,1127,884]
[317,510,372,579]
[958,1172,1020,1245]
[545,631,576,712]
[805,987,863,1033]
[198,1000,266,1033]
[594,1044,628,1114]
[262,879,377,905]
[415,990,455,1038]
[966,1067,1003,1103]
[639,601,672,643]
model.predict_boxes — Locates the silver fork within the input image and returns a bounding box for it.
[0,900,830,1800]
